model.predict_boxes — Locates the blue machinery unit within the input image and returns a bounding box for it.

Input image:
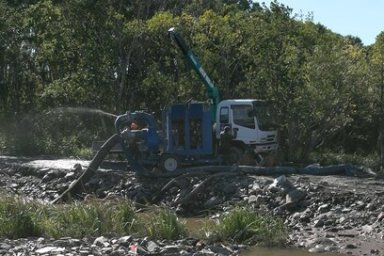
[115,102,220,173]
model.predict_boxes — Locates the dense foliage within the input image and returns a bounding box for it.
[1,0,383,168]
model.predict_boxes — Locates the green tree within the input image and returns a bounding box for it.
[370,32,384,170]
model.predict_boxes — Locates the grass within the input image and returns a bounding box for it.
[0,195,286,246]
[142,207,187,240]
[42,197,139,238]
[0,194,138,239]
[0,196,42,238]
[202,207,287,246]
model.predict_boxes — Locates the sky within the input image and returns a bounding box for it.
[260,0,384,45]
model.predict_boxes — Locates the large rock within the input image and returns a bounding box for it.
[286,189,306,204]
[268,175,295,194]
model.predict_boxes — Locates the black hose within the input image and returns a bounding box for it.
[51,134,121,204]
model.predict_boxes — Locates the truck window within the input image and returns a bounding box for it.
[219,107,229,123]
[252,101,277,131]
[231,105,255,129]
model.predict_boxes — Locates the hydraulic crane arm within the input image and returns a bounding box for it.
[168,27,220,118]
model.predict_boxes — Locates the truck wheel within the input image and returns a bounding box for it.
[227,147,242,165]
[263,152,277,167]
[160,154,180,172]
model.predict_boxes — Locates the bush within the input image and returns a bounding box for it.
[0,195,138,239]
[203,207,286,246]
[143,207,186,240]
[44,198,138,238]
[0,196,42,238]
[110,199,138,234]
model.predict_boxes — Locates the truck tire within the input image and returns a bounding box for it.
[160,154,180,172]
[262,152,277,167]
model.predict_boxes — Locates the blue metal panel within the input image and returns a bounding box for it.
[163,102,213,157]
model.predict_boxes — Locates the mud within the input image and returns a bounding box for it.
[0,155,383,255]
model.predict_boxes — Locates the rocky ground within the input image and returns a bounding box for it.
[0,155,384,255]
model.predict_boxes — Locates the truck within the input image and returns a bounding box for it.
[112,27,278,173]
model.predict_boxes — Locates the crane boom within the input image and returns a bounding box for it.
[168,27,220,119]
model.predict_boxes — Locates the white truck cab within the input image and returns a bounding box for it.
[216,99,278,155]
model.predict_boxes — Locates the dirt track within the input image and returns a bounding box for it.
[0,155,384,255]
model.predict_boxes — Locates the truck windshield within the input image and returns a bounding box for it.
[252,101,277,131]
[231,105,255,129]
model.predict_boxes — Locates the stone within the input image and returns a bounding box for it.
[204,196,221,208]
[93,236,109,247]
[79,249,92,255]
[35,246,65,254]
[64,172,76,180]
[207,245,233,255]
[249,182,261,193]
[308,244,327,253]
[362,224,374,234]
[100,247,113,254]
[248,195,258,203]
[338,216,346,224]
[341,207,352,213]
[42,169,64,182]
[286,189,306,204]
[344,244,357,249]
[53,238,82,247]
[269,175,294,193]
[318,204,331,213]
[160,245,181,254]
[118,236,133,246]
[313,219,324,228]
[72,163,83,173]
[146,241,160,252]
[377,212,384,222]
[299,209,313,223]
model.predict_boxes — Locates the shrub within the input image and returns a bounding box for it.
[45,202,104,238]
[44,197,137,238]
[204,207,286,246]
[0,196,42,238]
[143,207,186,240]
[0,194,138,239]
[110,199,137,234]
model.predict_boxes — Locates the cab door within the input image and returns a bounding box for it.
[229,104,258,145]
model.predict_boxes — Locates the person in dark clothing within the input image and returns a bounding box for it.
[219,126,233,154]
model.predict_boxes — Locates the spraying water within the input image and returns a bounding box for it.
[45,107,117,118]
